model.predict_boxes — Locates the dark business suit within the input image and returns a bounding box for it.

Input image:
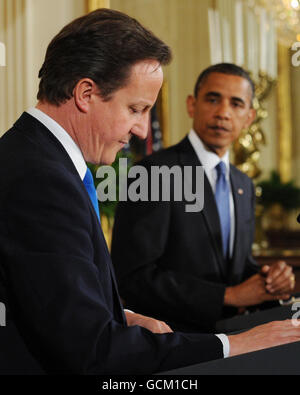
[112,136,259,333]
[0,114,222,374]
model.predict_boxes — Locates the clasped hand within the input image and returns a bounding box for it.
[225,261,295,308]
[261,260,295,296]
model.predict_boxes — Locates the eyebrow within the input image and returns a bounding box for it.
[205,91,246,106]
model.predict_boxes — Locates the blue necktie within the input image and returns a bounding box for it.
[83,168,100,222]
[215,161,230,258]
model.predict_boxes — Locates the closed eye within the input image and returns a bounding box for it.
[130,105,151,114]
[130,107,140,114]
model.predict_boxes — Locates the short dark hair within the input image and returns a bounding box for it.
[37,8,172,105]
[193,63,255,103]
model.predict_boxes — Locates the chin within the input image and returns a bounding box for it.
[100,152,118,166]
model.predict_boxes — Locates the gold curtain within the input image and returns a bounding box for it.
[277,44,292,183]
[87,0,110,13]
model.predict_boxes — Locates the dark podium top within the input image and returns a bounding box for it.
[1,304,299,375]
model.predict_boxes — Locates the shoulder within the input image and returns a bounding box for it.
[0,116,82,198]
[136,137,190,167]
[230,164,253,186]
[0,147,85,217]
[230,164,255,198]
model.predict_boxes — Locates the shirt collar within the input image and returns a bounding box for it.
[188,129,230,175]
[26,107,87,180]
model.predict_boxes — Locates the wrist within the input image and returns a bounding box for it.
[224,286,238,307]
[227,334,243,357]
[124,310,136,326]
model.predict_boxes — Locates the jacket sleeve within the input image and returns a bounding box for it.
[1,163,223,374]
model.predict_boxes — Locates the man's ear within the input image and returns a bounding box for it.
[244,108,256,129]
[73,78,97,113]
[186,95,196,119]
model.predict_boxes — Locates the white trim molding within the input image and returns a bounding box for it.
[0,41,5,66]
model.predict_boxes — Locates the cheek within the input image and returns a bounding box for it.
[194,110,206,127]
[229,124,242,142]
[105,121,129,144]
[234,117,248,133]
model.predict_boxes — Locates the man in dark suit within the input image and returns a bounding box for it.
[0,11,299,374]
[112,63,295,333]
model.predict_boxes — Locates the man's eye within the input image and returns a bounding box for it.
[232,102,242,108]
[130,107,139,114]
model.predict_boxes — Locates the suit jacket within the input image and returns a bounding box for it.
[0,114,222,374]
[112,136,259,332]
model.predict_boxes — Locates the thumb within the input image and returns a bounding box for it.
[261,265,270,275]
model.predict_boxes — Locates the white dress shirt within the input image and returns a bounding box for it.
[26,107,87,181]
[188,129,235,258]
[25,109,230,358]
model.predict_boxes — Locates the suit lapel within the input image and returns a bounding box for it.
[228,165,244,282]
[201,175,226,277]
[177,137,226,278]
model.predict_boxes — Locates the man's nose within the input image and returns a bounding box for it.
[131,113,149,140]
[215,100,231,119]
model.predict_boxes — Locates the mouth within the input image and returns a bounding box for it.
[119,133,132,146]
[209,125,230,133]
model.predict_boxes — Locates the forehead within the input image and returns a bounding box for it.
[113,60,163,100]
[197,72,253,103]
[130,60,162,77]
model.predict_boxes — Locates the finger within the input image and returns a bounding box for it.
[263,291,291,302]
[291,274,296,291]
[266,261,288,284]
[267,278,294,295]
[155,321,173,334]
[276,274,295,294]
[161,322,173,333]
[279,294,292,301]
[266,268,294,293]
[260,265,270,276]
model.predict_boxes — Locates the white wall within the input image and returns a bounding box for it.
[0,0,85,135]
[0,0,298,185]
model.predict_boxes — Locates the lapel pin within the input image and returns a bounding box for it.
[238,188,244,195]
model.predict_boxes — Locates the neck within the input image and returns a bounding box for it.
[36,101,80,147]
[200,139,228,159]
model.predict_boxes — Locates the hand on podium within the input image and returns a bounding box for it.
[228,319,300,357]
[125,310,173,334]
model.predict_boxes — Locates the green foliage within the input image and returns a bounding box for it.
[257,171,300,211]
[87,151,133,219]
